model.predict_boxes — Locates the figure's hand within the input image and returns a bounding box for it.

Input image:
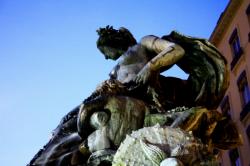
[134,64,153,85]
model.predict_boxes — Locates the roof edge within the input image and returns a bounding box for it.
[209,0,244,46]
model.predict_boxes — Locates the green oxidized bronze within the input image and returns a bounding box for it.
[28,26,241,166]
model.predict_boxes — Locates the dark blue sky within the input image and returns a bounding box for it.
[0,0,229,165]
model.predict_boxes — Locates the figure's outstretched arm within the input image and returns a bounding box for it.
[134,35,185,84]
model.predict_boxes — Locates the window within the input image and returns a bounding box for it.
[237,71,250,107]
[220,96,231,119]
[229,148,241,166]
[246,4,250,26]
[246,4,250,41]
[229,29,243,69]
[247,125,250,144]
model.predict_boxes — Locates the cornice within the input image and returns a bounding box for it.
[209,0,244,46]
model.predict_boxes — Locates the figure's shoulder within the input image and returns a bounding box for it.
[140,35,158,45]
[140,35,175,50]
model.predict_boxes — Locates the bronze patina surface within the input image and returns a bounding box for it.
[28,26,241,166]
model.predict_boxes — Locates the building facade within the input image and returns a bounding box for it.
[210,0,250,165]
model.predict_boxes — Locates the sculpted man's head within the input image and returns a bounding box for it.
[96,26,137,60]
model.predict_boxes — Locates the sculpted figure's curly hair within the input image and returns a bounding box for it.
[96,25,137,51]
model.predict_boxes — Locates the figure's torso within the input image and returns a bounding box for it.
[110,44,152,83]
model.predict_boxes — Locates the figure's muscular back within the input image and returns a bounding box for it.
[110,44,152,83]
